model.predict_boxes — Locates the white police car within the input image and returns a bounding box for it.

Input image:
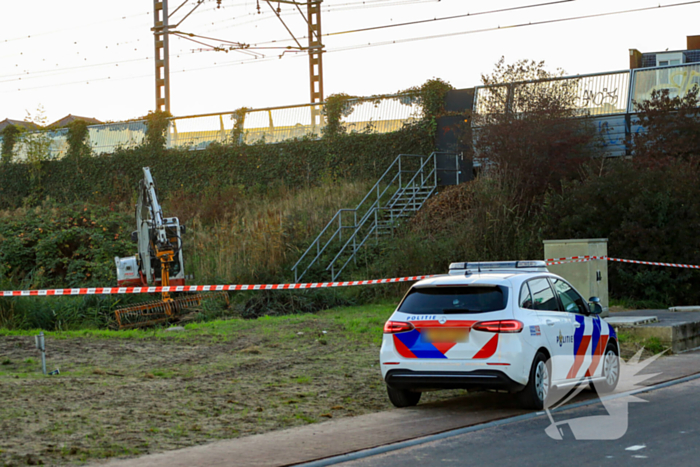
[380,261,620,410]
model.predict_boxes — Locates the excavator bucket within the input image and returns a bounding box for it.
[113,293,230,330]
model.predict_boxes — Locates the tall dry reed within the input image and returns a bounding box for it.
[185,181,371,284]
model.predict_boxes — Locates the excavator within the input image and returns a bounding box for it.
[113,167,227,329]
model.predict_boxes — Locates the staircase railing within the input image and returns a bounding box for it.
[325,154,437,280]
[291,153,439,282]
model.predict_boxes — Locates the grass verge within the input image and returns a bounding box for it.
[0,302,470,466]
[617,331,670,359]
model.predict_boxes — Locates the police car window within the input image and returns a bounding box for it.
[398,286,508,314]
[551,278,588,314]
[527,278,560,311]
[519,283,534,309]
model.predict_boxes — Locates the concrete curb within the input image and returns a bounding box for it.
[669,306,700,312]
[297,372,700,467]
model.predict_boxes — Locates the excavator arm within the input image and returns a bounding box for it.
[113,167,219,329]
[116,167,185,288]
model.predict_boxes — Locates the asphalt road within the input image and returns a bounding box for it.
[335,378,700,467]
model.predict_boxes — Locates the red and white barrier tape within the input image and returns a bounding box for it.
[546,255,700,269]
[0,275,434,297]
[545,255,605,265]
[606,257,700,269]
[2,256,699,298]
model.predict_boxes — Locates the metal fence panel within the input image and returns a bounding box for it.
[7,129,68,161]
[89,121,147,155]
[2,94,421,158]
[340,96,421,134]
[170,114,234,149]
[474,71,630,117]
[241,105,320,144]
[630,63,700,108]
[575,72,630,115]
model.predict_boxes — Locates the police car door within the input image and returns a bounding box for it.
[551,278,596,381]
[526,277,575,384]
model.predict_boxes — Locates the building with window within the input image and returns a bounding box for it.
[629,35,700,69]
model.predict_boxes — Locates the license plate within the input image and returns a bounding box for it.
[422,328,469,343]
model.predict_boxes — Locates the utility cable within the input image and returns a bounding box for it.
[265,1,303,49]
[327,0,577,36]
[323,0,700,50]
[0,11,152,44]
[231,0,581,47]
[4,0,700,92]
[193,0,439,33]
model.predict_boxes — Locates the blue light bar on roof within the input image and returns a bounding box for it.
[448,261,548,272]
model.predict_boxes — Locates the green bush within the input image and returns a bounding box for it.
[543,160,700,305]
[633,86,700,165]
[0,202,133,288]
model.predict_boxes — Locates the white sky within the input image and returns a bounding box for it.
[1,0,698,124]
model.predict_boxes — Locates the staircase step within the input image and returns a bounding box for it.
[393,195,431,200]
[388,198,430,205]
[384,209,420,214]
[393,188,433,194]
[393,192,433,198]
[389,197,430,205]
[293,153,451,282]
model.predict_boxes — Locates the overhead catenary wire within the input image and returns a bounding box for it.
[121,0,582,55]
[244,0,581,47]
[3,0,700,93]
[188,0,440,35]
[324,0,700,50]
[0,0,449,81]
[264,0,304,49]
[325,0,577,37]
[171,33,265,58]
[0,1,253,44]
[0,10,152,44]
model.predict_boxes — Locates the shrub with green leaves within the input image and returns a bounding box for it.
[0,202,133,289]
[632,86,700,165]
[543,160,700,305]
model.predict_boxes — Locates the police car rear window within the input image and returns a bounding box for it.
[398,286,508,314]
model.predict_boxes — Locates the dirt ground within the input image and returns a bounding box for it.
[0,305,665,467]
[0,307,467,467]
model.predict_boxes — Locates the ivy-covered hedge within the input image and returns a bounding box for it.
[0,125,434,209]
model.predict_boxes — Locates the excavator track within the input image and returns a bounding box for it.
[114,292,229,330]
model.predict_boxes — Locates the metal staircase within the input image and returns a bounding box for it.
[292,153,448,282]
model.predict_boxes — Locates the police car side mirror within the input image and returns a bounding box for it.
[588,297,603,315]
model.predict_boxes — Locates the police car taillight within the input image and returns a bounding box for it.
[383,321,415,334]
[472,320,523,333]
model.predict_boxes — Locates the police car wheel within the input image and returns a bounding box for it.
[516,351,550,410]
[598,343,620,393]
[386,385,422,408]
